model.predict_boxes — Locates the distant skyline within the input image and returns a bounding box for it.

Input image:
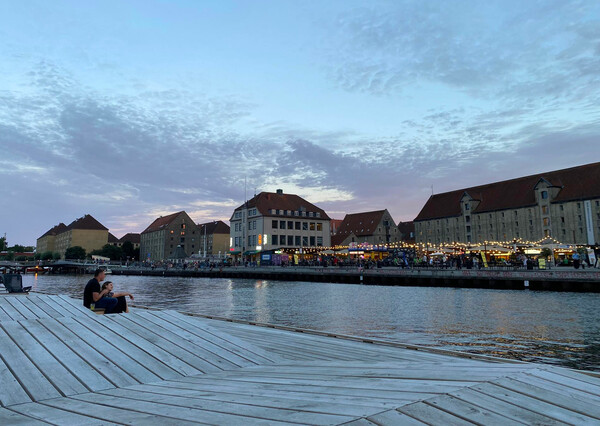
[1,0,600,244]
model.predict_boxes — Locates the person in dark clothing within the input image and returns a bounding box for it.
[101,281,133,313]
[83,269,118,313]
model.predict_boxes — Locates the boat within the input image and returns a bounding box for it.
[25,266,47,274]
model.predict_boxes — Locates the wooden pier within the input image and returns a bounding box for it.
[0,293,599,425]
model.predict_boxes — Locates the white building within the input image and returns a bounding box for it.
[229,189,331,255]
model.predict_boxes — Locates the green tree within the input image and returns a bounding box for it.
[0,236,6,251]
[65,246,86,260]
[133,247,140,261]
[15,255,27,261]
[8,244,34,252]
[122,241,135,259]
[41,251,54,261]
[52,252,61,260]
[90,244,123,260]
[34,253,42,261]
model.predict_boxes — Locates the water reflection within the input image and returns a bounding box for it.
[22,274,600,371]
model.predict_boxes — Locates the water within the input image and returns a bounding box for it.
[23,274,600,371]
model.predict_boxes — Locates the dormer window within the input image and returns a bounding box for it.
[465,203,470,211]
[541,191,548,199]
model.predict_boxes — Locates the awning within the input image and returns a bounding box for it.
[229,251,241,255]
[243,250,260,255]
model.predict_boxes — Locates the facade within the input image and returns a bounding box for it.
[229,190,331,254]
[140,211,199,261]
[109,233,141,249]
[197,221,230,257]
[54,215,109,258]
[36,223,67,254]
[414,162,600,245]
[331,210,401,246]
[397,221,416,244]
[330,219,343,236]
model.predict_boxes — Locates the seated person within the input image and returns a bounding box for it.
[83,269,118,313]
[101,281,134,313]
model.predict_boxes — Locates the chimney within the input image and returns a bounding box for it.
[276,189,283,194]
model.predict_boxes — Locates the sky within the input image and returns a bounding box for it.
[1,0,600,245]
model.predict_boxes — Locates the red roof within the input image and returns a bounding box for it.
[39,223,67,239]
[415,162,600,221]
[119,233,141,244]
[66,215,108,231]
[397,221,415,242]
[232,191,330,220]
[142,211,185,234]
[336,210,387,238]
[108,232,119,243]
[198,220,230,235]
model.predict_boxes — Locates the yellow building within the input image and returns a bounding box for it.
[198,221,230,257]
[36,223,67,254]
[54,215,109,258]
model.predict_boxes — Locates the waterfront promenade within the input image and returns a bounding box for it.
[110,265,600,292]
[1,292,599,424]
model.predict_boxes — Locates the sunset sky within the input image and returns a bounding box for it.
[1,0,600,245]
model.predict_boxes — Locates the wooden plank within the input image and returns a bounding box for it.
[473,382,597,424]
[7,296,49,319]
[424,394,523,425]
[162,310,283,364]
[493,376,600,419]
[71,392,296,425]
[67,315,182,381]
[38,318,137,388]
[27,295,70,318]
[1,321,88,396]
[509,373,600,404]
[0,325,61,402]
[54,316,162,384]
[41,396,203,425]
[449,387,564,425]
[19,320,114,392]
[0,407,49,425]
[121,313,239,370]
[398,401,474,425]
[106,314,223,374]
[341,419,378,426]
[0,298,27,321]
[0,355,32,407]
[100,387,358,424]
[544,367,600,387]
[134,310,254,368]
[366,409,427,425]
[45,295,90,318]
[8,402,108,425]
[0,305,14,322]
[526,369,600,398]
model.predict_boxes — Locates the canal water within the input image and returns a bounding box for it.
[23,274,600,371]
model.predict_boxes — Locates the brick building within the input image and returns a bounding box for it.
[331,210,401,246]
[229,190,331,255]
[140,211,199,261]
[414,162,600,245]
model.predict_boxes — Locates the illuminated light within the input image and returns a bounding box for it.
[263,234,268,245]
[258,234,262,245]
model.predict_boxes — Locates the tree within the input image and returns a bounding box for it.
[41,251,54,261]
[0,236,6,251]
[90,244,123,260]
[122,241,135,260]
[65,246,86,260]
[34,253,42,261]
[133,247,140,261]
[8,244,34,252]
[15,255,28,261]
[52,252,61,260]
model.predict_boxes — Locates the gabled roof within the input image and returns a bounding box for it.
[142,211,185,234]
[331,232,355,247]
[119,233,141,244]
[66,215,108,231]
[335,210,388,239]
[232,191,330,220]
[39,223,67,239]
[415,162,600,221]
[198,220,230,235]
[397,221,415,242]
[108,232,119,243]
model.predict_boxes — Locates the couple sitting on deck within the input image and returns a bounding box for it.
[83,269,134,314]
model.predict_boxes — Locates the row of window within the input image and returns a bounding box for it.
[272,235,323,246]
[272,220,322,231]
[268,209,321,218]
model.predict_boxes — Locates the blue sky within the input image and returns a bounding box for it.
[1,0,600,245]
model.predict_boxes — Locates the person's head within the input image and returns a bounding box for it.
[102,281,113,291]
[94,268,106,281]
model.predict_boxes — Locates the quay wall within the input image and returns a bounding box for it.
[110,267,600,292]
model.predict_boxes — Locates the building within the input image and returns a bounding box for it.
[197,221,230,257]
[54,215,109,258]
[229,189,331,255]
[36,223,67,254]
[140,211,199,261]
[108,233,119,246]
[331,209,401,246]
[118,233,141,249]
[330,219,343,236]
[414,162,600,245]
[397,221,416,244]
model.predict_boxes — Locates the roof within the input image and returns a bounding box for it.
[414,162,600,221]
[108,232,119,243]
[331,232,354,246]
[39,223,67,239]
[66,215,108,231]
[232,191,330,220]
[335,210,387,238]
[142,211,185,234]
[170,245,188,259]
[198,220,230,235]
[119,233,141,244]
[397,221,416,242]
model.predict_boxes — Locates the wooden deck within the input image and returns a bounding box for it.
[0,294,599,425]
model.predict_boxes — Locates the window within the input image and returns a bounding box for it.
[529,220,533,226]
[490,224,493,229]
[544,229,550,237]
[543,218,549,226]
[287,235,294,246]
[180,237,185,243]
[596,200,599,207]
[310,236,316,246]
[515,221,519,227]
[579,227,583,234]
[302,236,308,246]
[180,231,185,235]
[272,235,278,245]
[541,191,548,199]
[561,217,565,223]
[542,206,548,214]
[317,236,323,246]
[302,222,308,230]
[287,221,293,229]
[514,210,518,216]
[295,236,301,246]
[295,221,301,230]
[465,216,470,223]
[501,212,505,218]
[466,226,471,232]
[316,212,321,218]
[310,222,315,231]
[280,220,286,229]
[272,220,278,229]
[316,223,322,231]
[560,205,564,211]
[577,203,581,209]
[465,203,470,210]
